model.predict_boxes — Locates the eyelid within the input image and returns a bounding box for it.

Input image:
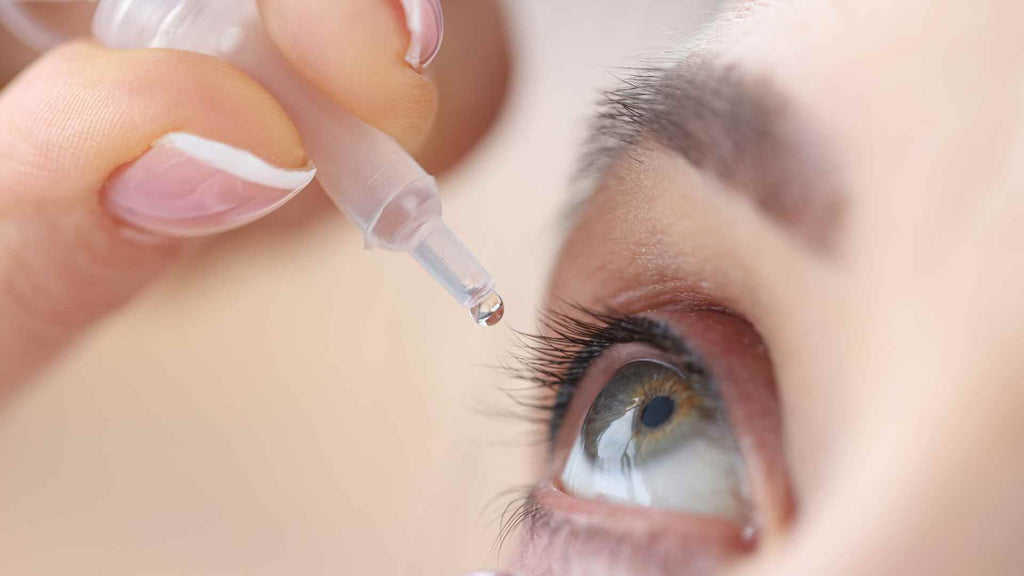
[519,482,752,575]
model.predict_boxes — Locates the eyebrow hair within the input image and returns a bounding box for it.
[576,27,844,251]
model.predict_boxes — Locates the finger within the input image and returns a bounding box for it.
[257,0,441,151]
[415,0,511,174]
[0,41,313,389]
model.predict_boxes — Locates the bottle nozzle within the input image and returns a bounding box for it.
[410,222,502,327]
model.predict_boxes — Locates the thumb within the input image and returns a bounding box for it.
[0,41,313,390]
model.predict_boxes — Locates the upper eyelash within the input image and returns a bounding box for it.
[504,305,705,445]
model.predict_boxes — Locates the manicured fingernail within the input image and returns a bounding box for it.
[103,133,316,238]
[399,0,444,71]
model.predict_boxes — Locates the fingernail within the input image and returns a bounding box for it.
[104,133,316,238]
[399,0,444,71]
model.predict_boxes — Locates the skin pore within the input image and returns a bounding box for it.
[517,0,1024,574]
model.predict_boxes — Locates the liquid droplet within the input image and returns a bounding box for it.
[471,291,504,327]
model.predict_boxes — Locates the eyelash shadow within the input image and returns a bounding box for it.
[503,304,706,446]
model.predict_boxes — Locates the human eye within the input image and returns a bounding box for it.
[562,357,749,523]
[507,304,790,570]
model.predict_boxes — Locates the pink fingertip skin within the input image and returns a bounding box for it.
[399,0,444,71]
[103,133,316,238]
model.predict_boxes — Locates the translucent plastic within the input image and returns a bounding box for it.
[412,223,495,309]
[92,0,502,322]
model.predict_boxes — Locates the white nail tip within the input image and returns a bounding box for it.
[155,132,317,192]
[400,0,423,68]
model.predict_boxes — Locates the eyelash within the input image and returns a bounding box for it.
[505,305,707,445]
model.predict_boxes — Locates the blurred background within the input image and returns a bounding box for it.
[0,0,716,573]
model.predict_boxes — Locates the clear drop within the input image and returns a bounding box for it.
[471,291,505,327]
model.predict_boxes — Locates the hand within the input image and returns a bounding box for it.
[0,0,510,391]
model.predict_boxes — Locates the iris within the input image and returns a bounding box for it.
[562,360,751,521]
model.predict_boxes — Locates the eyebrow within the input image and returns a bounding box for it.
[577,56,845,251]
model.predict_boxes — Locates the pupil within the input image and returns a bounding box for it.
[640,395,675,428]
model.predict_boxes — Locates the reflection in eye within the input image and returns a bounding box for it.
[561,359,750,523]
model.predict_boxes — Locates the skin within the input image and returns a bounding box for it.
[1,0,1021,575]
[524,0,1024,574]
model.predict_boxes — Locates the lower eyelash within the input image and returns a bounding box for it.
[494,488,544,558]
[503,305,698,445]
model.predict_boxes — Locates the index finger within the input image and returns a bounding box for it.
[257,0,441,151]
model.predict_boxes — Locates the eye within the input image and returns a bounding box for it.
[511,306,789,539]
[561,359,750,522]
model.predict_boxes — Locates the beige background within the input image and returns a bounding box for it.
[0,1,714,573]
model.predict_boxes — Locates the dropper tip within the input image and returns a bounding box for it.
[471,291,505,327]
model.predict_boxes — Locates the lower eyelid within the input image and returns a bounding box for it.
[517,483,752,575]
